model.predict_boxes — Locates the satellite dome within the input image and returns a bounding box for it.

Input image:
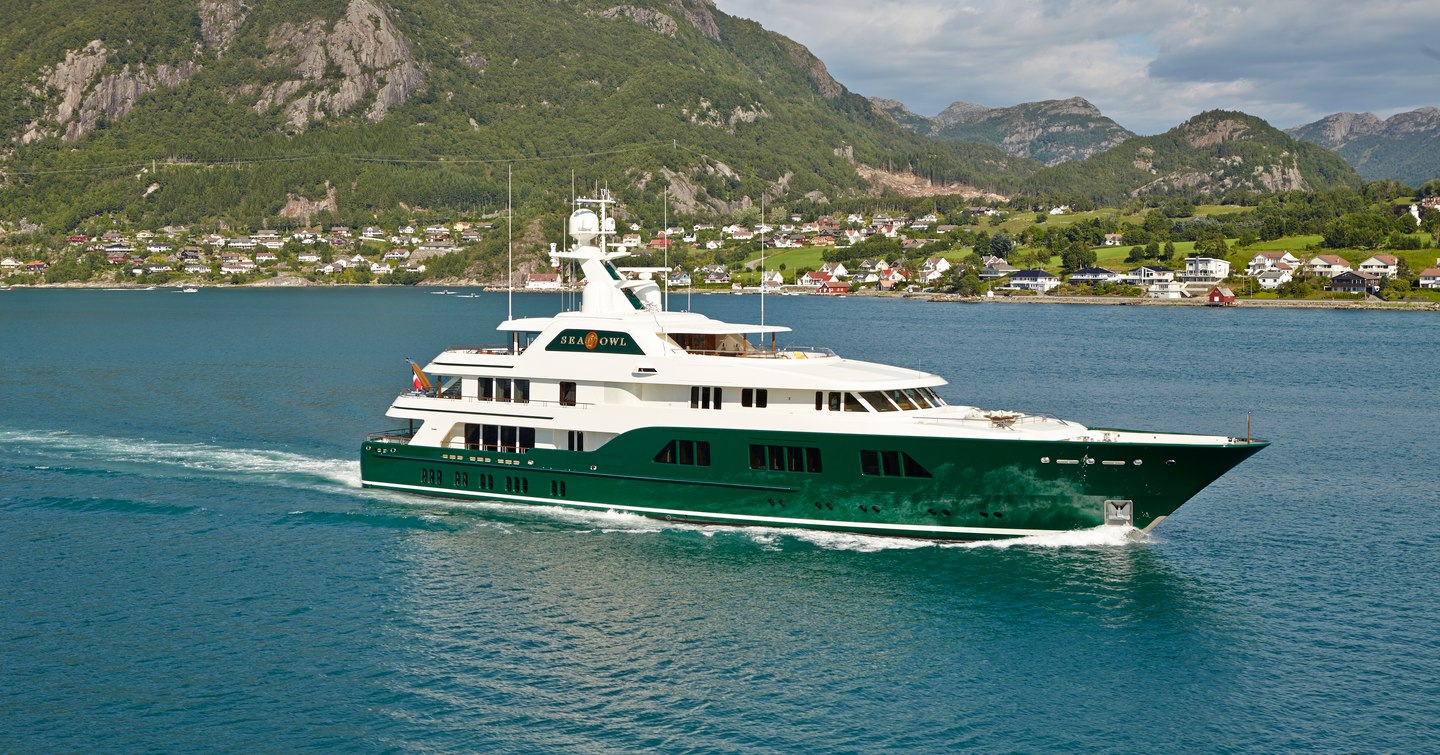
[569,209,600,242]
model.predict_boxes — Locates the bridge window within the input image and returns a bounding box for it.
[742,388,768,407]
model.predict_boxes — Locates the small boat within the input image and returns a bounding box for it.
[455,293,480,298]
[430,290,456,295]
[179,287,199,293]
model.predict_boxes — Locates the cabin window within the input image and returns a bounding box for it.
[496,378,513,401]
[887,389,918,411]
[843,392,866,412]
[859,450,932,478]
[464,423,481,449]
[654,440,710,466]
[560,381,577,406]
[749,444,822,473]
[829,392,842,412]
[904,388,932,408]
[742,388,769,408]
[691,386,722,409]
[567,431,585,451]
[479,377,495,401]
[755,389,767,408]
[514,379,530,403]
[480,424,535,453]
[439,376,461,399]
[815,392,824,410]
[860,391,899,412]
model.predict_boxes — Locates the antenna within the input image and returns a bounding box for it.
[662,184,669,312]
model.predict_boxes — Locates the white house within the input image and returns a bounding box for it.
[1182,256,1231,283]
[1306,255,1352,278]
[1103,233,1124,246]
[1255,269,1293,290]
[525,273,562,290]
[819,262,848,278]
[1247,251,1301,275]
[921,257,952,276]
[369,262,393,275]
[1001,269,1061,293]
[1357,254,1399,279]
[1124,265,1175,285]
[1068,266,1123,285]
[1418,267,1440,289]
[799,270,832,288]
[1147,281,1189,299]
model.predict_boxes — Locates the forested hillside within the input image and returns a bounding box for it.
[0,0,1030,231]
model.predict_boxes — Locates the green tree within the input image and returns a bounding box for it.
[988,232,1015,259]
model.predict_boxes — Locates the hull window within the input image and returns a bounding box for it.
[749,444,823,473]
[655,440,711,466]
[859,450,932,478]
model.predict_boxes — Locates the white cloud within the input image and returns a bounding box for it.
[715,0,1440,134]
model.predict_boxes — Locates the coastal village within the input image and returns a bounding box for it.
[3,197,1439,303]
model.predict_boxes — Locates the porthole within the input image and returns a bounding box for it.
[859,505,868,512]
[980,511,989,517]
[928,508,938,516]
[872,506,881,513]
[994,512,1003,518]
[825,503,833,510]
[1166,459,1177,466]
[814,502,822,509]
[1133,459,1143,466]
[1040,456,1050,463]
[941,509,952,517]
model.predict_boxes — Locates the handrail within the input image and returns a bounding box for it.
[367,428,416,443]
[445,344,523,355]
[396,393,593,409]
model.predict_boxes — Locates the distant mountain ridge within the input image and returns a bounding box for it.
[1287,108,1440,185]
[1025,110,1360,202]
[871,96,1135,166]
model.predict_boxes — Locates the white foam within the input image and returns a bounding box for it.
[943,524,1144,550]
[0,427,360,494]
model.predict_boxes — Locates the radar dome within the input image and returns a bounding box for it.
[569,209,600,243]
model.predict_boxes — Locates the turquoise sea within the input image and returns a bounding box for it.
[2,288,1437,752]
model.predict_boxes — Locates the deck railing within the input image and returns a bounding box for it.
[367,428,416,443]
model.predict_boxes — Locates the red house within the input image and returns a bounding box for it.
[817,280,851,295]
[1206,286,1236,306]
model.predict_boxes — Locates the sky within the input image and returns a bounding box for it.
[714,0,1440,134]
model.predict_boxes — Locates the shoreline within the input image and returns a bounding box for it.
[7,280,1439,311]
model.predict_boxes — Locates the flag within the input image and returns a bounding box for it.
[406,358,433,392]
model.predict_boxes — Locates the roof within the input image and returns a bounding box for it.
[1419,268,1440,277]
[1312,254,1350,265]
[1011,269,1058,280]
[1364,254,1399,265]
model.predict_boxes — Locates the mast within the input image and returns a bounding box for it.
[507,163,514,324]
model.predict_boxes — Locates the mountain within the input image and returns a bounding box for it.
[0,0,1033,231]
[1023,110,1362,203]
[1287,108,1440,186]
[871,96,1135,166]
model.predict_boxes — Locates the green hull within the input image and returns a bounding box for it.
[360,427,1266,540]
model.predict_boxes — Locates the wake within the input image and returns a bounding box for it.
[0,427,360,495]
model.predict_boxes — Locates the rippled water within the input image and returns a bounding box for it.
[2,288,1437,751]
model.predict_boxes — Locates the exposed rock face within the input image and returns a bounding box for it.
[681,98,769,133]
[597,6,679,37]
[1182,116,1251,148]
[254,0,424,133]
[198,0,249,54]
[279,182,338,222]
[783,40,842,99]
[20,41,201,144]
[874,96,1133,165]
[931,100,992,129]
[1290,111,1384,149]
[594,1,720,40]
[854,163,1005,200]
